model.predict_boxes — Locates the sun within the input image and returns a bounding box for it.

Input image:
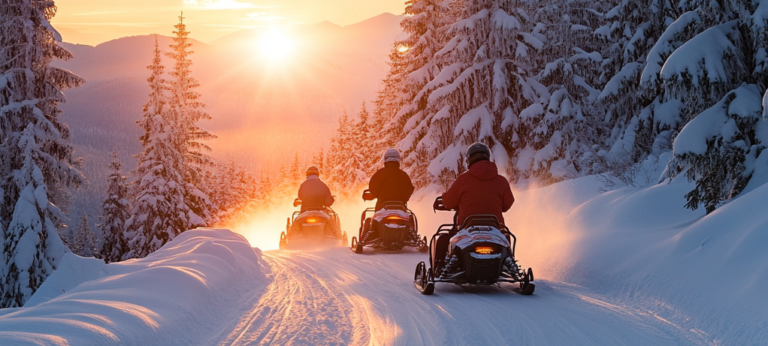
[259,28,295,61]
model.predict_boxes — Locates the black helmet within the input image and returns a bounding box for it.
[466,142,491,167]
[306,166,320,177]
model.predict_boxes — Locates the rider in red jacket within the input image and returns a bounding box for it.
[441,143,514,227]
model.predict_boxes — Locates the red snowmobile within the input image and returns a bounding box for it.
[413,197,535,295]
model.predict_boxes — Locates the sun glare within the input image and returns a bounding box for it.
[259,28,295,61]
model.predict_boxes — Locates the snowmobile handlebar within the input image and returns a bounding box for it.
[362,189,375,201]
[293,198,302,207]
[432,197,452,212]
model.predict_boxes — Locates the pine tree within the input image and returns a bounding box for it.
[636,1,768,212]
[315,148,325,173]
[290,152,302,184]
[100,152,129,263]
[166,13,216,228]
[401,0,546,188]
[72,213,98,258]
[386,0,452,188]
[596,0,677,171]
[355,102,378,175]
[523,0,609,183]
[257,168,273,203]
[208,161,258,223]
[124,37,191,259]
[329,107,371,192]
[0,0,84,308]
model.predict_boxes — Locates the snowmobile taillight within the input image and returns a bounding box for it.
[307,218,318,223]
[474,246,494,254]
[385,216,408,221]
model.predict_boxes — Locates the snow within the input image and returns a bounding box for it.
[660,21,739,86]
[553,175,768,344]
[0,229,268,345]
[599,62,642,99]
[674,84,762,155]
[2,173,768,344]
[641,10,701,85]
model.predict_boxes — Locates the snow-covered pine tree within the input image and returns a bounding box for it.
[315,148,325,173]
[400,0,545,188]
[0,0,84,307]
[674,85,766,213]
[643,1,768,212]
[100,152,129,263]
[209,160,258,223]
[72,213,98,258]
[124,37,191,259]
[166,13,216,228]
[327,112,350,190]
[290,152,302,185]
[372,0,451,162]
[354,103,378,176]
[523,0,608,183]
[328,111,367,192]
[388,0,454,189]
[371,44,409,160]
[596,0,678,173]
[256,168,273,203]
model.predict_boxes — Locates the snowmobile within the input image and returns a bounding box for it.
[350,190,428,254]
[413,197,535,295]
[279,198,347,249]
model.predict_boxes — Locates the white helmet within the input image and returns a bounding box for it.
[383,148,401,163]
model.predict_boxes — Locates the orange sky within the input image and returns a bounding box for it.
[52,0,406,45]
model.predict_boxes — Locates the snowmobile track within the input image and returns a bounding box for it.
[212,248,711,346]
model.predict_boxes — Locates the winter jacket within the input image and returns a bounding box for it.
[441,160,514,227]
[369,162,415,211]
[298,176,334,211]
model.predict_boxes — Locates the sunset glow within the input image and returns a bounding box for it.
[52,0,407,45]
[258,28,295,61]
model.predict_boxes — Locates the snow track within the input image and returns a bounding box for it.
[211,248,707,346]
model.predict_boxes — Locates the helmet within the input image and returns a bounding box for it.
[306,166,320,177]
[466,142,491,167]
[383,148,401,163]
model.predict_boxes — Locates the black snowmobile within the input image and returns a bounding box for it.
[350,190,428,254]
[279,198,347,249]
[413,196,535,295]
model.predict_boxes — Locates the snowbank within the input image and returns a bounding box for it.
[0,229,269,346]
[514,175,768,344]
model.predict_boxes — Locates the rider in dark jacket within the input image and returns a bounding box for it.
[368,149,415,211]
[363,149,415,242]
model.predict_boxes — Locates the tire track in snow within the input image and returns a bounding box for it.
[213,248,710,345]
[213,252,382,345]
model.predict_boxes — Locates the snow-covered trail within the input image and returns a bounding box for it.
[209,247,705,346]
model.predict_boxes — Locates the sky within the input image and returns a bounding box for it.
[52,0,407,45]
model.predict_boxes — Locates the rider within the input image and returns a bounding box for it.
[364,148,415,241]
[298,166,334,212]
[296,166,339,236]
[368,148,415,211]
[441,143,515,228]
[432,143,514,269]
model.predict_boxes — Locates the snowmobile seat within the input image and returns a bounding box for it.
[381,201,407,211]
[460,215,502,230]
